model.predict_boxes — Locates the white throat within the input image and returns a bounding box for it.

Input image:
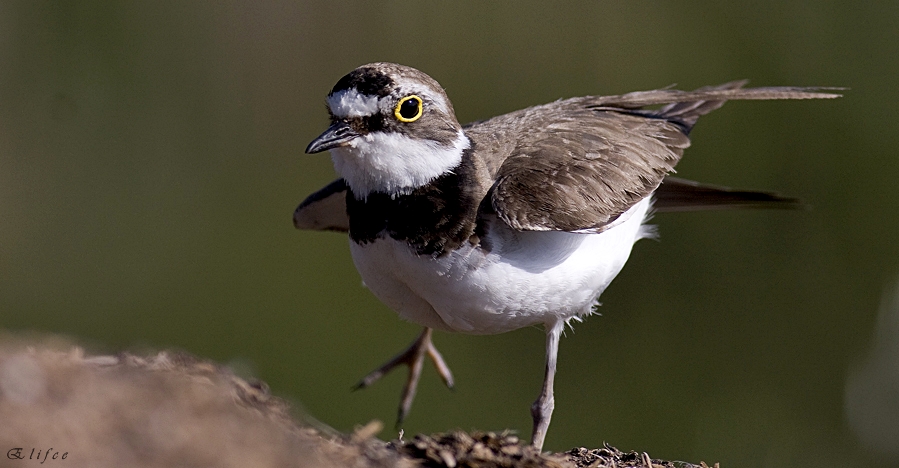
[331,131,469,198]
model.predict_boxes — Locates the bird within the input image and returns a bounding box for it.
[293,62,839,450]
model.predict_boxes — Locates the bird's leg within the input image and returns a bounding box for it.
[530,319,564,451]
[353,327,455,425]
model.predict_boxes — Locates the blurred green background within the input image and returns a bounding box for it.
[2,1,898,466]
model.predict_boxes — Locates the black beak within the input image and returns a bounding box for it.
[305,121,360,154]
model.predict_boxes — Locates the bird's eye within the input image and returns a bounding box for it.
[394,95,423,122]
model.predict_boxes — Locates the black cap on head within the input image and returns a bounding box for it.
[330,67,394,97]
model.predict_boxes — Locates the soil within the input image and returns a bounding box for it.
[0,332,718,468]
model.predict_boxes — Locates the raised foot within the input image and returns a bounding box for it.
[353,327,454,425]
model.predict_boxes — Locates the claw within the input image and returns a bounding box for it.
[353,327,455,426]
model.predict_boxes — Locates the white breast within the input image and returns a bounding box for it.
[349,197,654,335]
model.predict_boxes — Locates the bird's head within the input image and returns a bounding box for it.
[306,63,469,198]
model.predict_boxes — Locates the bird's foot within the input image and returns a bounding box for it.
[353,327,454,425]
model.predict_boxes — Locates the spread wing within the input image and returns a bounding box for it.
[293,178,349,232]
[483,82,840,232]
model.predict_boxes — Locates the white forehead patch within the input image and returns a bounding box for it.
[327,89,380,118]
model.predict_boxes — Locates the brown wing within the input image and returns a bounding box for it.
[293,178,349,232]
[482,82,839,232]
[487,106,689,232]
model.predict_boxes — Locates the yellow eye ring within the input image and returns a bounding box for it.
[394,95,423,122]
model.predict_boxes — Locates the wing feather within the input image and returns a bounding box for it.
[489,109,687,232]
[293,178,349,232]
[654,177,802,211]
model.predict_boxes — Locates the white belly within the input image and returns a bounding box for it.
[349,198,654,335]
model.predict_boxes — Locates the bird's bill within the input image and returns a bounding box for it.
[305,121,360,154]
